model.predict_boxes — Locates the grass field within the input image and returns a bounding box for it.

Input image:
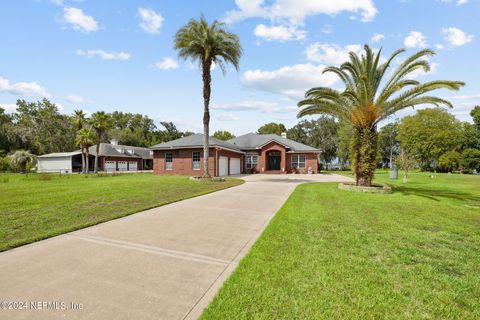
[201,172,480,319]
[0,173,242,252]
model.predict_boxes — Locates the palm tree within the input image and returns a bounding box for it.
[90,111,113,173]
[73,110,87,173]
[298,45,464,186]
[174,16,242,177]
[75,128,94,174]
[10,150,37,174]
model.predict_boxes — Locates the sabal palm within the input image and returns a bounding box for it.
[75,128,94,174]
[90,111,112,173]
[10,150,37,174]
[174,16,242,177]
[298,45,464,186]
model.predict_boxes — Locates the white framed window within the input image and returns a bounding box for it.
[165,152,173,170]
[292,154,306,168]
[192,151,201,170]
[245,154,258,169]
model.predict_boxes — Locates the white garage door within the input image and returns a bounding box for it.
[118,161,128,171]
[129,161,137,171]
[218,156,228,176]
[105,161,116,172]
[230,158,240,175]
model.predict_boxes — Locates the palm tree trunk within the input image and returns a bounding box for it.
[202,59,212,178]
[352,126,378,186]
[85,149,90,174]
[81,147,86,174]
[94,142,100,173]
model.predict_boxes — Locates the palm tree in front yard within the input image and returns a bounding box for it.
[73,110,87,173]
[10,150,37,174]
[298,45,464,186]
[174,16,242,177]
[75,128,94,174]
[90,111,113,173]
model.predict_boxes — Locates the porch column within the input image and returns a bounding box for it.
[281,149,286,173]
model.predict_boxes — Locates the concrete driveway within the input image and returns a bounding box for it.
[0,173,352,320]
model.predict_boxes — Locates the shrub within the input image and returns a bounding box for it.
[438,151,461,172]
[460,148,480,171]
[0,156,11,172]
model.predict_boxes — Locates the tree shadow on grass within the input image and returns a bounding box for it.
[392,185,480,206]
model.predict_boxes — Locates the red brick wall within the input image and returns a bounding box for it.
[285,153,318,174]
[153,148,243,176]
[259,142,287,173]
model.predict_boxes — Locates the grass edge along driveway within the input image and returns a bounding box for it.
[0,173,243,252]
[201,172,480,319]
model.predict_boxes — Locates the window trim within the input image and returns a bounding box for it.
[291,154,306,169]
[245,154,258,169]
[192,151,201,170]
[165,152,173,170]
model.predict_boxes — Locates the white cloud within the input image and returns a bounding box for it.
[371,33,385,43]
[242,63,338,98]
[0,76,50,98]
[305,43,362,65]
[404,31,427,48]
[224,0,378,24]
[49,0,64,5]
[0,103,18,113]
[154,57,179,70]
[65,93,93,104]
[76,49,130,61]
[439,0,469,5]
[442,27,473,46]
[212,100,297,114]
[138,7,164,34]
[217,113,240,121]
[435,43,444,50]
[321,24,333,34]
[254,23,306,41]
[63,7,98,33]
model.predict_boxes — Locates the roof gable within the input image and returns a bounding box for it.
[150,134,244,153]
[228,133,319,152]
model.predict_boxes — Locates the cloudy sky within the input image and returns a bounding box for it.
[0,0,478,134]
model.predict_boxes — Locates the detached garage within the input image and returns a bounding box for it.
[37,151,86,173]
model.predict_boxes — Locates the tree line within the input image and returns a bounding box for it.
[248,106,480,174]
[0,99,195,171]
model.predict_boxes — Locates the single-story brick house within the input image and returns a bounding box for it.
[151,133,320,176]
[37,140,153,173]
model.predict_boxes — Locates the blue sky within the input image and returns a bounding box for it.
[1,0,479,134]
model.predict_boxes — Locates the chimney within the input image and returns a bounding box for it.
[110,138,118,145]
[281,132,287,139]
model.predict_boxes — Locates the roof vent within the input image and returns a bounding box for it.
[110,138,118,145]
[281,132,287,139]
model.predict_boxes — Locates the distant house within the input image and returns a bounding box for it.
[151,133,320,177]
[37,140,153,173]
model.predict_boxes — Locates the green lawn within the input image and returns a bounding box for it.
[0,173,242,252]
[201,172,480,319]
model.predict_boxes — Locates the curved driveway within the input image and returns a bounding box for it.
[0,173,352,320]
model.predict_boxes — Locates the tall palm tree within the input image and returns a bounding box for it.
[10,150,37,174]
[174,16,242,177]
[90,111,113,173]
[298,45,464,186]
[75,128,94,174]
[73,110,87,173]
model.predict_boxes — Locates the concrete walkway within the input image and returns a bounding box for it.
[0,173,352,320]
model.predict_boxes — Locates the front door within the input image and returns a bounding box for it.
[268,152,281,170]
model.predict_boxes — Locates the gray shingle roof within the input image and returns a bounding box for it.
[150,133,244,153]
[38,150,82,158]
[228,133,320,152]
[88,143,153,159]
